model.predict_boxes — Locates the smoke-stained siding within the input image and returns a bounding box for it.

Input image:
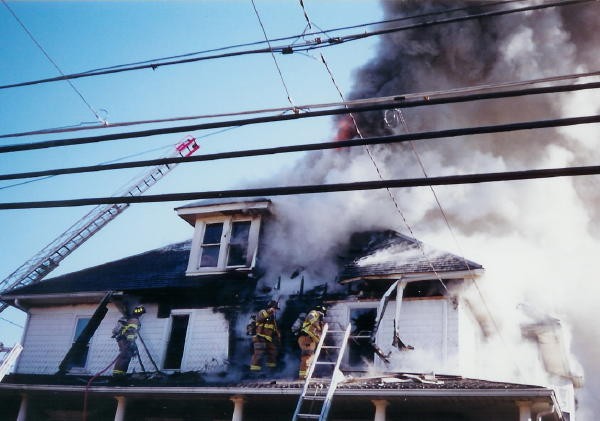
[15,304,230,375]
[328,297,462,374]
[176,308,229,373]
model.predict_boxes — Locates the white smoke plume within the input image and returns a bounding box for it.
[257,1,600,418]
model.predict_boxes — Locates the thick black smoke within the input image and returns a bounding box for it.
[258,1,600,418]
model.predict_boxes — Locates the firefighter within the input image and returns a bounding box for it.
[297,304,326,380]
[112,305,145,376]
[250,300,281,374]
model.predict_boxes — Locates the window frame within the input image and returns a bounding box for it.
[187,214,262,275]
[343,302,381,370]
[162,312,191,371]
[70,316,92,369]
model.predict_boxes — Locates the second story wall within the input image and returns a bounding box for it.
[16,303,230,375]
[328,297,463,374]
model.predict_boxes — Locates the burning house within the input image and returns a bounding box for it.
[0,197,579,420]
[0,1,597,419]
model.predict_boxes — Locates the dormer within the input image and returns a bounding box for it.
[176,198,271,275]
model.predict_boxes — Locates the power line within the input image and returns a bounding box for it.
[2,80,600,154]
[3,163,600,210]
[0,315,24,329]
[251,0,296,109]
[2,69,598,140]
[1,0,106,124]
[2,114,599,182]
[0,0,590,91]
[44,0,525,77]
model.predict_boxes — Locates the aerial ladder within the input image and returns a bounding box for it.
[0,136,199,314]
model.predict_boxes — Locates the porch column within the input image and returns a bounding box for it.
[371,399,389,421]
[114,396,127,421]
[16,394,27,421]
[516,400,532,421]
[231,395,245,421]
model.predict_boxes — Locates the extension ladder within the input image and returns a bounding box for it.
[292,323,351,421]
[0,343,23,382]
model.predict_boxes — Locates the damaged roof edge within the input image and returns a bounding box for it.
[0,383,558,399]
[0,291,122,308]
[340,269,485,284]
[175,198,271,225]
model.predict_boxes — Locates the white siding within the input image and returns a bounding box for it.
[176,308,229,372]
[458,300,483,376]
[16,304,229,375]
[328,298,461,374]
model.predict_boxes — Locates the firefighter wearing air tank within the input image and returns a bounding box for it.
[297,305,326,379]
[250,300,281,373]
[112,305,145,376]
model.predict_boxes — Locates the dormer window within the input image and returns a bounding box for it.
[176,199,270,275]
[196,218,253,270]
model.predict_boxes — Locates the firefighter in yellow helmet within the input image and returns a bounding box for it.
[112,305,145,376]
[297,304,326,379]
[250,300,281,373]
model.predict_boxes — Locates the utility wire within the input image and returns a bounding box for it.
[0,0,590,91]
[318,50,449,292]
[3,164,600,210]
[2,114,598,181]
[0,315,23,329]
[251,0,296,109]
[2,69,598,140]
[0,0,106,124]
[2,80,599,154]
[47,0,525,77]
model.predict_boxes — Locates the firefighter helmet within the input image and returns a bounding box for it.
[132,305,146,316]
[314,305,327,315]
[267,300,280,310]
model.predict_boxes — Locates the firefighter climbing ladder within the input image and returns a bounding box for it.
[292,323,352,421]
[0,137,199,314]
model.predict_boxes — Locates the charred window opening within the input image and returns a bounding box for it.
[71,317,91,368]
[227,221,251,266]
[348,279,446,299]
[199,223,223,267]
[163,314,190,370]
[349,308,376,367]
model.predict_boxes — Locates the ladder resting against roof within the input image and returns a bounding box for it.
[0,137,199,314]
[0,343,23,382]
[292,323,351,421]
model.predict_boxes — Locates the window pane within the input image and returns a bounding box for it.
[203,223,223,244]
[72,318,91,368]
[227,221,251,266]
[200,245,220,267]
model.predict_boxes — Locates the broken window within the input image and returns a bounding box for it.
[163,314,190,370]
[348,308,376,367]
[227,221,251,266]
[71,317,91,368]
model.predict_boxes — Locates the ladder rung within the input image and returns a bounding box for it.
[315,361,336,365]
[327,330,346,333]
[297,414,321,419]
[303,395,326,401]
[321,345,341,349]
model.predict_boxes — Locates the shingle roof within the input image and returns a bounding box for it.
[1,372,545,391]
[340,231,483,282]
[4,230,483,299]
[3,241,253,300]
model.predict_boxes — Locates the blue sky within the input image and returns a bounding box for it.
[0,1,383,345]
